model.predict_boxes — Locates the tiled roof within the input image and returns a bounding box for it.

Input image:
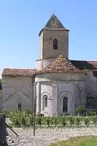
[71,60,97,70]
[38,55,82,74]
[88,61,97,68]
[3,57,96,77]
[2,68,36,77]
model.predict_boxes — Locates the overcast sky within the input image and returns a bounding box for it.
[0,0,97,78]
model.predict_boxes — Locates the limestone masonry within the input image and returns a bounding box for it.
[2,14,97,116]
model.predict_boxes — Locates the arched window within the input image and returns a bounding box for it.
[18,103,22,112]
[53,39,58,50]
[42,94,48,110]
[44,95,47,107]
[63,97,68,113]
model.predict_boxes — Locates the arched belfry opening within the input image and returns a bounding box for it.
[53,39,58,50]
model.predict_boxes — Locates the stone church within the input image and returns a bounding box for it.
[2,14,97,116]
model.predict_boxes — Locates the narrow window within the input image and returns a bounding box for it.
[42,94,48,109]
[44,96,47,107]
[18,103,22,111]
[53,39,58,50]
[63,97,68,112]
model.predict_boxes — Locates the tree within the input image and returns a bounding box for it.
[77,106,86,116]
[0,79,2,90]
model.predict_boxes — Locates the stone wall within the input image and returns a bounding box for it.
[85,71,97,96]
[36,58,55,70]
[85,71,97,110]
[2,76,34,111]
[40,30,68,59]
[35,73,86,116]
[2,72,87,115]
[35,73,85,82]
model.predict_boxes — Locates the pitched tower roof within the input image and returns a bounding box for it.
[45,13,64,28]
[39,14,69,36]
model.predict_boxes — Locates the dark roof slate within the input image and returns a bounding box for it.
[39,14,69,36]
[45,14,64,28]
[71,60,97,70]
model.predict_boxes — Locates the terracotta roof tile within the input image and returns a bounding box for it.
[2,68,36,77]
[88,61,97,68]
[3,56,93,77]
[38,55,81,74]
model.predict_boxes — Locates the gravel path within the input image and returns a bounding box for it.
[4,119,97,146]
[6,127,97,146]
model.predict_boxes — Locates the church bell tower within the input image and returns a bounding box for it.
[39,14,69,60]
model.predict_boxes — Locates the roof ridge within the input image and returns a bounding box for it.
[3,68,35,69]
[38,55,81,74]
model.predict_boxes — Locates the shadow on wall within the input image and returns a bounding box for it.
[0,114,8,146]
[0,90,2,112]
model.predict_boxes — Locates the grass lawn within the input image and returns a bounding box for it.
[49,136,97,146]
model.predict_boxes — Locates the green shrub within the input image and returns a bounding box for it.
[9,109,32,127]
[61,117,67,127]
[77,106,86,116]
[21,117,26,127]
[37,117,42,127]
[9,109,22,127]
[46,117,51,127]
[25,117,30,127]
[54,117,58,127]
[84,117,90,127]
[4,110,10,118]
[8,109,97,128]
[30,116,33,126]
[51,117,59,127]
[24,109,32,115]
[91,116,97,126]
[76,117,81,127]
[87,112,96,116]
[14,119,21,127]
[68,116,75,127]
